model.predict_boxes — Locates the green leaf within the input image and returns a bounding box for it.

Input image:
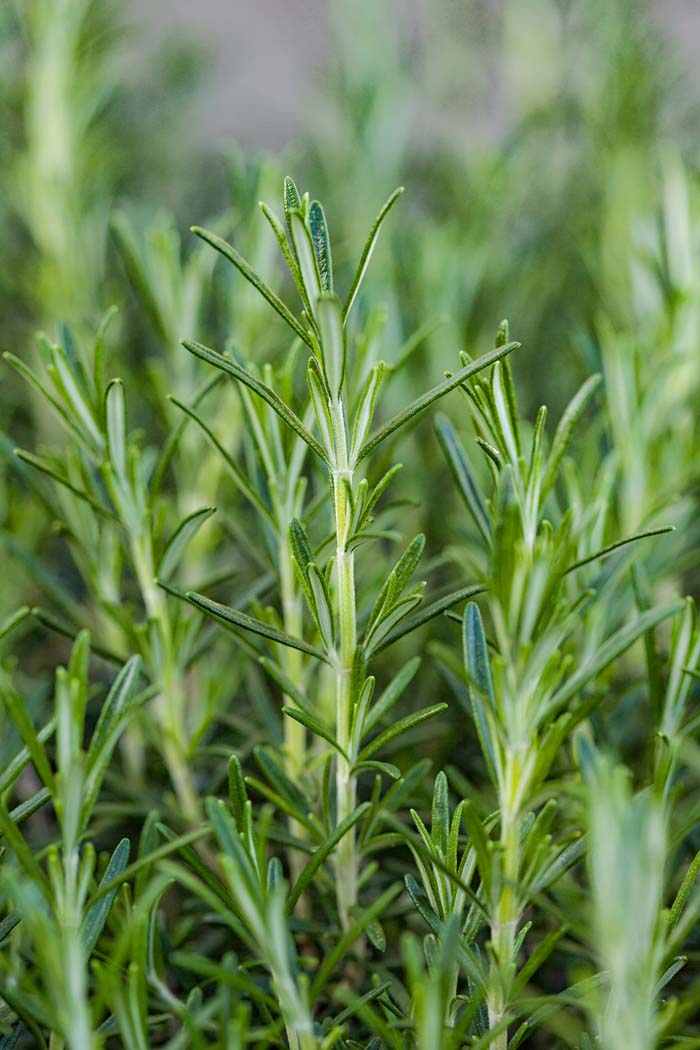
[350,362,385,465]
[358,703,447,762]
[289,209,322,309]
[404,873,441,933]
[354,760,401,780]
[0,912,21,944]
[0,714,56,795]
[541,373,601,500]
[0,797,46,884]
[317,293,346,397]
[32,607,124,666]
[563,525,674,576]
[228,755,248,830]
[187,591,329,662]
[308,562,334,650]
[0,675,55,793]
[306,361,334,453]
[364,657,422,733]
[343,187,404,321]
[157,506,216,580]
[289,518,314,574]
[365,919,386,952]
[105,379,127,479]
[0,606,30,642]
[654,956,687,996]
[260,201,307,305]
[431,772,450,854]
[86,655,143,775]
[86,828,209,908]
[83,838,131,954]
[310,883,403,999]
[463,603,495,708]
[512,924,568,994]
[14,448,112,518]
[309,200,333,292]
[374,584,485,653]
[191,226,312,346]
[283,176,302,231]
[111,213,168,342]
[183,340,328,464]
[365,594,423,654]
[10,786,51,826]
[169,394,276,527]
[434,413,490,542]
[358,341,520,462]
[259,656,316,718]
[463,603,498,783]
[83,664,145,827]
[4,351,87,448]
[549,599,684,716]
[668,849,700,933]
[530,836,586,894]
[366,535,425,639]
[253,746,311,820]
[281,707,349,760]
[493,359,521,459]
[491,464,519,605]
[286,803,370,913]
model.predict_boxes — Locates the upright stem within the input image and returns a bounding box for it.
[279,538,307,782]
[131,533,201,825]
[330,397,358,929]
[58,833,93,1050]
[488,749,522,1050]
[279,537,308,891]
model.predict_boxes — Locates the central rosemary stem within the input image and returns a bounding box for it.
[488,749,522,1050]
[330,397,358,929]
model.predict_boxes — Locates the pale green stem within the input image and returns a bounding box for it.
[488,750,522,1050]
[330,397,358,930]
[279,537,306,781]
[131,533,201,825]
[57,843,94,1050]
[279,535,308,890]
[273,970,318,1050]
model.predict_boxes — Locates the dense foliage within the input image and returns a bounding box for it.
[1,2,700,1047]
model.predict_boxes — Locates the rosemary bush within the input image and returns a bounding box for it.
[2,2,700,1048]
[1,174,699,1048]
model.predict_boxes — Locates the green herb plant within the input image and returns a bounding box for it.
[1,174,700,1050]
[180,178,518,929]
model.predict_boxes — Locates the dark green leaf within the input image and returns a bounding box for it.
[358,341,520,462]
[83,838,131,954]
[191,226,312,346]
[187,591,328,661]
[182,340,328,464]
[344,187,404,320]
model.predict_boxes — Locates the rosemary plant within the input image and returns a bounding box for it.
[180,178,518,929]
[2,159,700,1044]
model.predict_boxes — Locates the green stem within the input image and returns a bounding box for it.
[58,845,94,1050]
[488,751,522,1050]
[280,537,307,782]
[330,397,358,930]
[279,535,308,891]
[131,533,201,825]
